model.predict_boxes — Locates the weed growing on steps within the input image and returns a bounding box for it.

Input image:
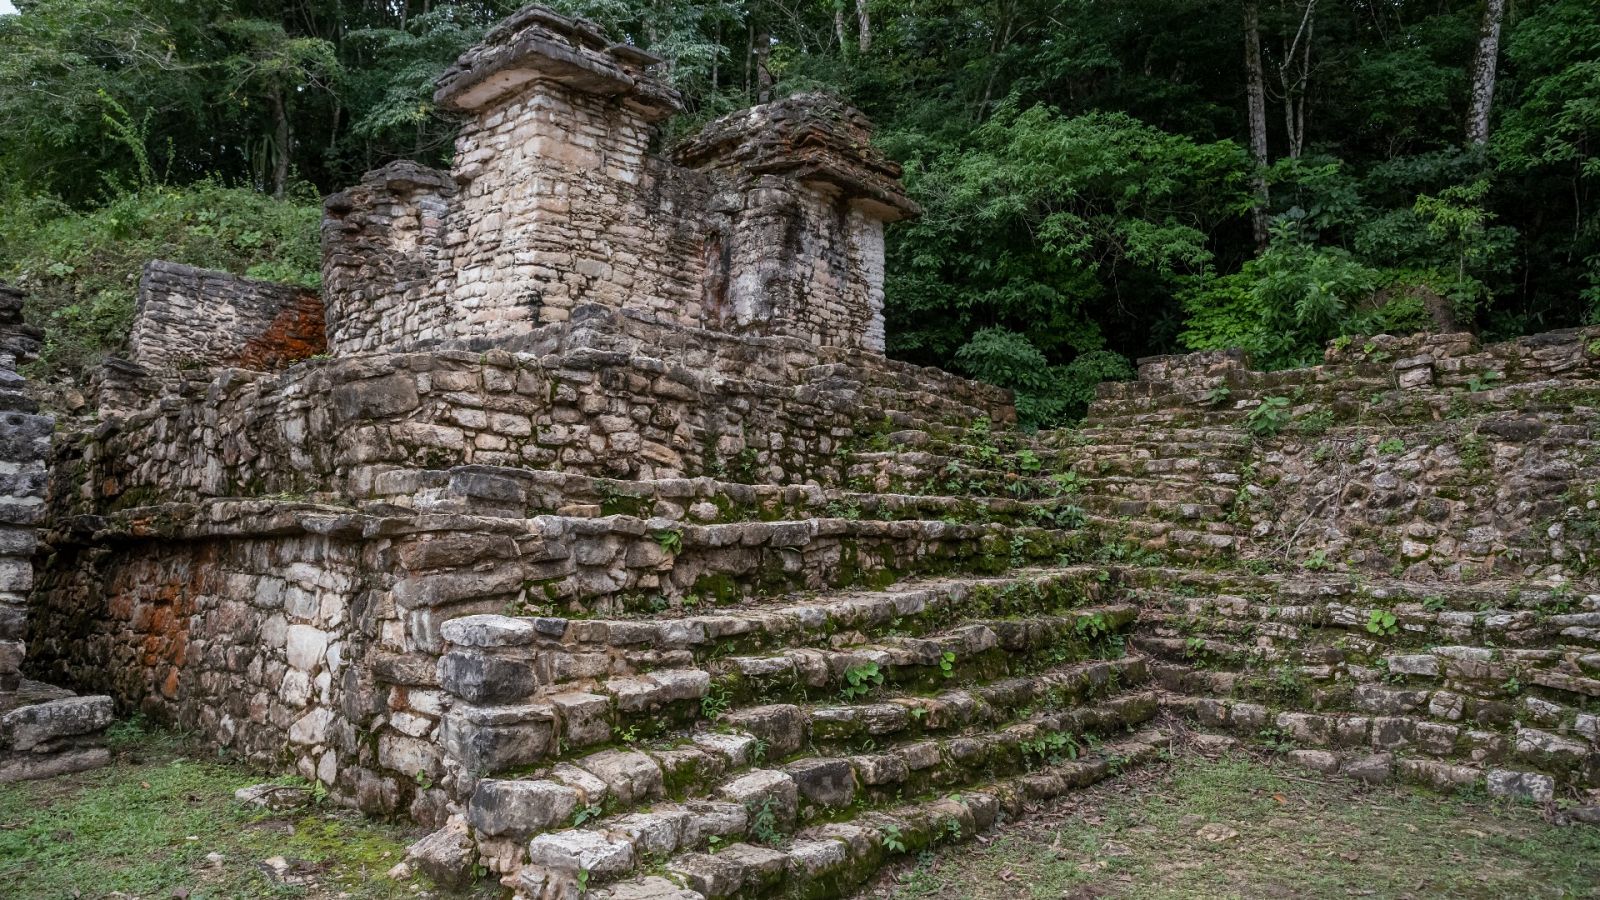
[652,527,683,555]
[840,661,885,701]
[1245,396,1293,437]
[1365,609,1399,635]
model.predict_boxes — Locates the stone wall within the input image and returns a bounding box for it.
[1081,326,1600,579]
[674,94,918,352]
[436,85,712,340]
[128,260,326,371]
[56,305,1012,520]
[29,509,440,815]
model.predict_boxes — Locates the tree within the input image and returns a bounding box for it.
[1244,0,1271,249]
[1465,0,1505,146]
[1271,0,1316,160]
[217,19,339,198]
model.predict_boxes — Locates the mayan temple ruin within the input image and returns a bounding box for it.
[2,4,1598,898]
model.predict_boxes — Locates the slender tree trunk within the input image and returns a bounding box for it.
[744,21,754,98]
[1466,0,1506,146]
[855,0,871,53]
[269,85,290,199]
[835,4,848,54]
[1277,0,1314,160]
[1244,0,1271,250]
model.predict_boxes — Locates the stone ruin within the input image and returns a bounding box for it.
[6,3,1600,897]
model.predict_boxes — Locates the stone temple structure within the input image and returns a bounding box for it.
[11,4,1600,898]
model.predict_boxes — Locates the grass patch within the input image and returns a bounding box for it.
[0,720,481,899]
[866,751,1600,899]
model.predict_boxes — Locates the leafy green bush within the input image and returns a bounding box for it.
[0,181,320,377]
[953,327,1133,427]
[1179,224,1385,370]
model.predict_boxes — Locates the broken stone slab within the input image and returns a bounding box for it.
[1,695,114,752]
[235,782,315,810]
[783,757,858,809]
[440,614,539,648]
[716,769,798,829]
[589,875,707,900]
[577,749,664,807]
[0,746,111,783]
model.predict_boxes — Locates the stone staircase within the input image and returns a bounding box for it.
[394,329,1599,895]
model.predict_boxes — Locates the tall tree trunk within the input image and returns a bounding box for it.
[1466,0,1506,146]
[269,85,290,200]
[1244,0,1271,250]
[835,4,848,54]
[855,0,871,53]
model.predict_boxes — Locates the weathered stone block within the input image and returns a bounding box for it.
[467,778,579,838]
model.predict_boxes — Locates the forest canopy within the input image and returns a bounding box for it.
[2,0,1597,424]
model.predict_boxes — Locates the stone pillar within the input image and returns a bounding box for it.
[322,161,456,354]
[674,93,920,353]
[431,6,693,342]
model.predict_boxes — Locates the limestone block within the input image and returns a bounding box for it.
[527,829,635,877]
[1487,768,1554,802]
[716,769,797,828]
[468,778,580,838]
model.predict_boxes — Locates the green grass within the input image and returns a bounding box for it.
[0,720,476,899]
[867,751,1600,899]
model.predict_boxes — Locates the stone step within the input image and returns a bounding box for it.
[1077,476,1241,507]
[439,632,1144,769]
[1065,453,1246,480]
[1141,632,1600,712]
[1086,516,1242,560]
[384,511,1104,620]
[844,450,1063,499]
[439,565,1119,685]
[1075,495,1229,522]
[707,605,1139,707]
[1164,694,1600,791]
[1039,425,1253,450]
[362,463,1088,527]
[1139,597,1600,655]
[1138,577,1600,618]
[1085,378,1600,432]
[461,684,1159,869]
[504,728,1169,899]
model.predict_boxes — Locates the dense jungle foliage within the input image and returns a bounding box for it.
[1,0,1597,423]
